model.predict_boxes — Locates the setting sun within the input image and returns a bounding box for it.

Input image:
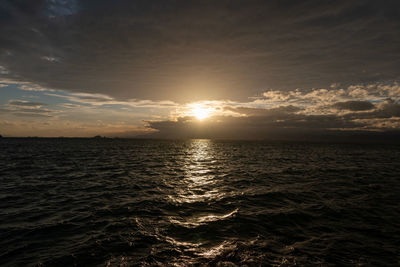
[192,107,212,120]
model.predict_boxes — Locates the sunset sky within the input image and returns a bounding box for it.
[1,0,400,138]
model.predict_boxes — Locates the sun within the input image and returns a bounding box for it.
[192,107,211,120]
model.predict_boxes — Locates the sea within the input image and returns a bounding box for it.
[0,138,399,266]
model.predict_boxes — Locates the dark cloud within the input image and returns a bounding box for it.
[331,100,374,111]
[378,101,400,117]
[346,100,400,119]
[147,102,400,139]
[145,114,358,140]
[1,1,400,101]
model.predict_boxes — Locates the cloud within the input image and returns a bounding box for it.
[141,83,400,139]
[257,83,400,114]
[18,83,54,92]
[368,100,400,119]
[0,120,14,127]
[45,92,178,108]
[45,0,79,18]
[59,103,83,109]
[331,101,375,111]
[41,56,60,62]
[224,105,303,116]
[12,112,53,118]
[145,114,360,140]
[147,97,400,139]
[354,117,400,130]
[0,1,399,101]
[1,99,55,118]
[8,99,46,107]
[0,66,9,74]
[0,79,55,91]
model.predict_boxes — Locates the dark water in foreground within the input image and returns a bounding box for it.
[0,139,399,266]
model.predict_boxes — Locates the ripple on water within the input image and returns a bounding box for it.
[0,139,399,266]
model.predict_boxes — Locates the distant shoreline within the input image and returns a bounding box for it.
[1,135,400,144]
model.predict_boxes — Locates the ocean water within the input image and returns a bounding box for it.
[0,138,399,266]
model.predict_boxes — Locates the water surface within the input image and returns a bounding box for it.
[0,139,399,266]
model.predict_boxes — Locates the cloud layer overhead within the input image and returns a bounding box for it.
[0,1,400,138]
[1,0,400,101]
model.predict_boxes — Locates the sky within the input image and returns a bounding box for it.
[0,0,400,139]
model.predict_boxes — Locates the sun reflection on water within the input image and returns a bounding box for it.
[163,139,239,260]
[169,139,221,204]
